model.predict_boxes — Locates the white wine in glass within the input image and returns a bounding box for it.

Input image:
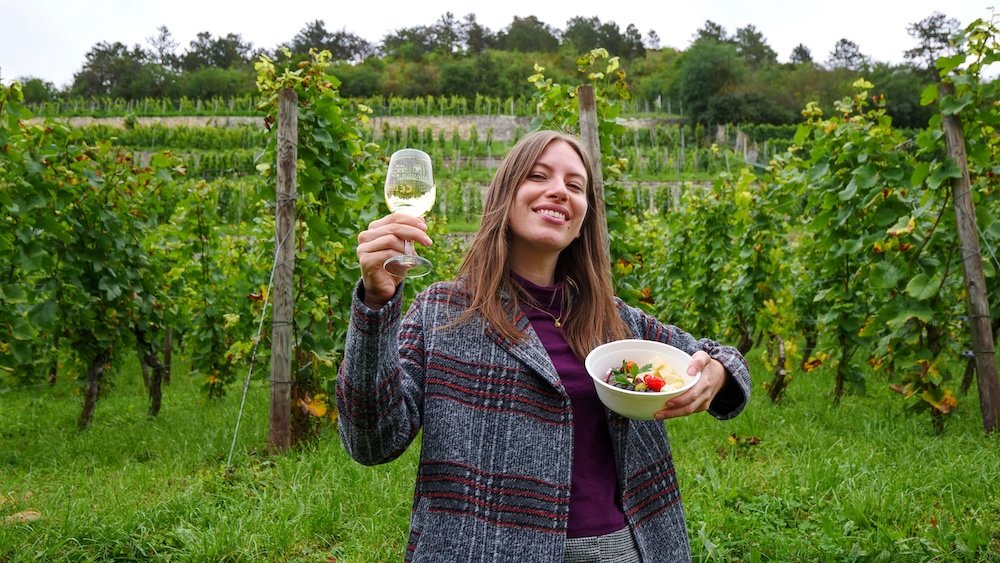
[383,148,435,278]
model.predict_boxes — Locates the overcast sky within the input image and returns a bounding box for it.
[0,0,994,88]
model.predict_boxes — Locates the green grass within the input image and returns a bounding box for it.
[0,367,415,562]
[670,371,1000,562]
[441,219,480,233]
[2,358,999,561]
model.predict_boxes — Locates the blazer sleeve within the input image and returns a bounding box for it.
[336,280,427,465]
[616,299,751,420]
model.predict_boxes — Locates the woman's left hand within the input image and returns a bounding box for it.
[653,351,728,420]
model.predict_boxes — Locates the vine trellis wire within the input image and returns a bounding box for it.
[225,212,294,472]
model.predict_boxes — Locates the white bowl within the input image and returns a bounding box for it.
[584,339,701,420]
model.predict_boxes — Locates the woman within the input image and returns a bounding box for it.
[338,130,751,562]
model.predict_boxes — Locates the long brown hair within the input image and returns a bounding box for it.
[452,130,629,359]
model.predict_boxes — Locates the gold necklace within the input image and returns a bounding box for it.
[524,284,570,328]
[534,306,563,327]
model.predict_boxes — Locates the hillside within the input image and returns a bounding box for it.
[35,114,683,142]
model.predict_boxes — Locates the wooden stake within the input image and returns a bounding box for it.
[269,88,297,452]
[939,81,1000,435]
[577,85,609,257]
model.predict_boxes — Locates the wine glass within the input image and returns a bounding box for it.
[383,148,435,278]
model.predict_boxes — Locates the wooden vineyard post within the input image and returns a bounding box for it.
[577,85,609,258]
[269,88,297,452]
[939,81,1000,435]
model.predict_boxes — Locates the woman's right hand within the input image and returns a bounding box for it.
[356,213,432,309]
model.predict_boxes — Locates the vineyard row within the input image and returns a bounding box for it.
[25,93,686,119]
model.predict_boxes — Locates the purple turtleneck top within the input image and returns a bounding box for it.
[515,275,627,538]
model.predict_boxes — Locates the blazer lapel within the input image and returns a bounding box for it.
[484,295,565,393]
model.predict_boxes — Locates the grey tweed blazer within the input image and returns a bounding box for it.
[337,280,751,562]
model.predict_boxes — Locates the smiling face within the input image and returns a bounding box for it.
[507,139,590,279]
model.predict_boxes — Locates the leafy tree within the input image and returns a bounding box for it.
[645,30,661,50]
[563,17,602,51]
[561,17,644,60]
[380,14,482,60]
[178,67,254,99]
[290,20,373,62]
[496,16,559,53]
[146,25,179,70]
[705,90,792,124]
[630,47,682,104]
[621,24,646,60]
[734,25,777,69]
[381,26,437,61]
[332,30,376,62]
[71,41,150,97]
[747,63,835,122]
[676,40,748,123]
[866,63,935,128]
[781,65,857,113]
[381,58,441,96]
[291,20,331,54]
[905,12,960,78]
[435,48,516,97]
[332,59,384,97]
[693,20,729,43]
[128,64,177,98]
[179,32,254,71]
[480,49,575,97]
[438,57,478,98]
[432,12,462,54]
[18,77,58,103]
[461,13,495,54]
[790,43,814,65]
[465,53,503,96]
[828,38,870,70]
[480,50,546,97]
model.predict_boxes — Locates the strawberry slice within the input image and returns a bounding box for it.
[644,374,665,392]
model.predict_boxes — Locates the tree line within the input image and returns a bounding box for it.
[8,11,964,128]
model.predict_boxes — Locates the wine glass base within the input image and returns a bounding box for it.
[384,254,432,278]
